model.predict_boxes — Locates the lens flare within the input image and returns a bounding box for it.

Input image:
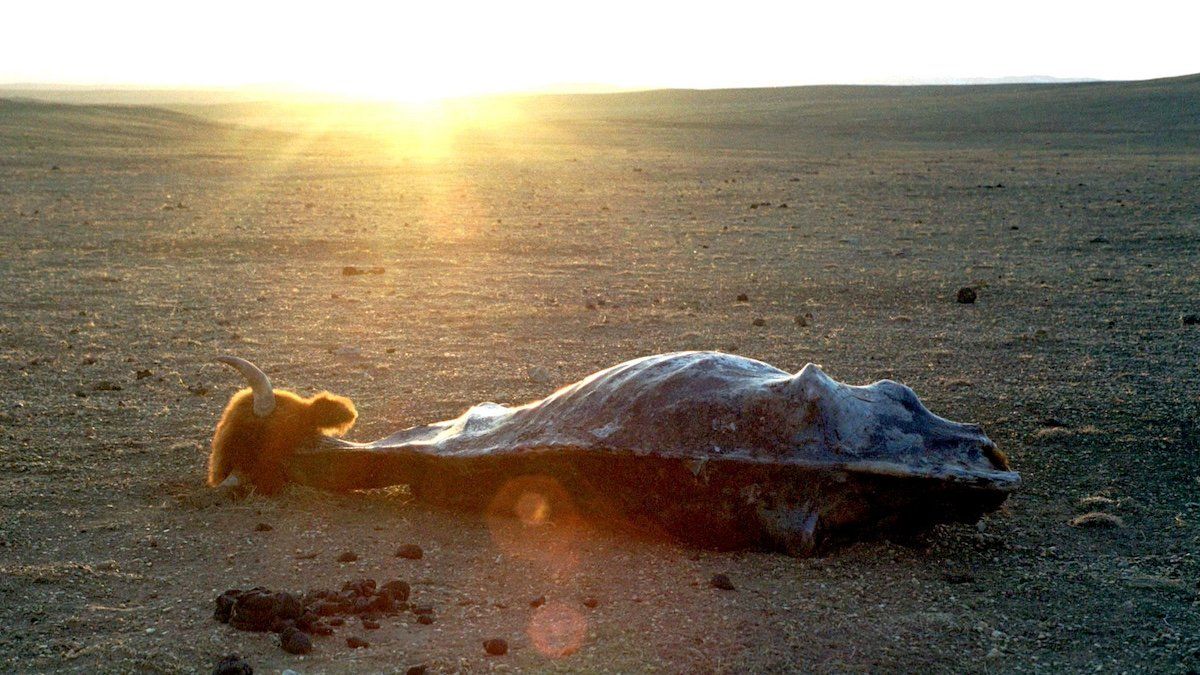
[486,475,584,572]
[528,602,587,658]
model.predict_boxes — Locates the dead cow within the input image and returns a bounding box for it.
[209,352,1018,555]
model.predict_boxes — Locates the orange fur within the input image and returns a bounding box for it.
[208,388,356,494]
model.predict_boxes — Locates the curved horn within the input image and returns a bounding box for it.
[215,356,276,417]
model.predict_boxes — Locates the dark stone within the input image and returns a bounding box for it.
[416,615,434,625]
[405,665,428,675]
[710,573,736,591]
[483,638,509,656]
[352,597,373,614]
[366,592,393,613]
[529,595,546,608]
[956,287,978,304]
[752,318,766,327]
[275,592,304,620]
[254,523,273,532]
[1182,313,1200,326]
[279,627,312,655]
[395,544,424,560]
[382,580,411,603]
[336,551,359,563]
[582,596,599,608]
[362,618,380,630]
[736,293,749,302]
[214,590,241,623]
[212,653,253,675]
[229,588,279,632]
[346,636,370,649]
[328,617,345,626]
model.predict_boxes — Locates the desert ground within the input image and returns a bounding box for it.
[1,76,1198,673]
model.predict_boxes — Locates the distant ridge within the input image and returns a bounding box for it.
[3,73,1197,149]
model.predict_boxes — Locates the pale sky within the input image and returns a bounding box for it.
[5,0,1200,100]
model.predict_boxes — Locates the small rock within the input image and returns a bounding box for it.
[394,544,423,560]
[214,590,241,623]
[416,614,434,625]
[751,318,766,327]
[328,617,345,626]
[135,368,154,380]
[793,315,807,327]
[529,595,546,608]
[382,580,410,602]
[710,573,736,591]
[254,523,273,532]
[1182,314,1200,326]
[582,596,599,608]
[736,293,749,302]
[92,381,122,391]
[279,627,312,655]
[406,665,428,675]
[956,287,977,304]
[483,638,509,656]
[336,551,359,563]
[362,618,380,630]
[212,653,253,675]
[346,635,370,649]
[528,366,554,384]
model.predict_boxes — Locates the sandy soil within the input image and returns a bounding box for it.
[1,96,1198,673]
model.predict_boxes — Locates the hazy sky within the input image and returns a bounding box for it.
[5,0,1199,99]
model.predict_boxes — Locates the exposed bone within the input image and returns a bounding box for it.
[215,355,276,417]
[269,351,1018,555]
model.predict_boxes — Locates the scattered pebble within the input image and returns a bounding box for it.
[529,595,546,608]
[254,523,273,532]
[582,596,599,608]
[279,626,312,655]
[337,551,359,563]
[736,293,749,302]
[346,635,370,649]
[1070,512,1125,528]
[1182,313,1199,326]
[752,318,766,327]
[362,618,380,630]
[793,315,807,327]
[406,665,428,675]
[956,287,977,304]
[394,544,423,560]
[416,615,434,625]
[135,368,154,380]
[710,573,736,591]
[483,638,509,656]
[212,654,253,675]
